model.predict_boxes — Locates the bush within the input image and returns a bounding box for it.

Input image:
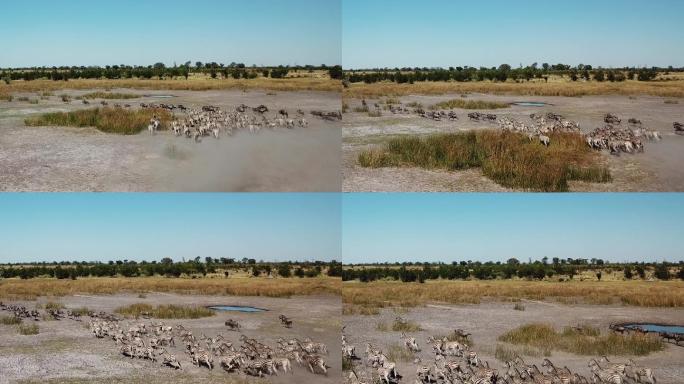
[654,264,670,280]
[499,323,663,356]
[0,315,22,325]
[25,107,173,135]
[115,303,214,319]
[358,131,611,192]
[19,324,39,335]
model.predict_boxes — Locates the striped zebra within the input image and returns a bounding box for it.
[192,350,213,370]
[590,362,623,384]
[158,348,181,370]
[416,365,433,383]
[298,353,328,375]
[626,359,656,384]
[272,357,292,374]
[596,357,627,375]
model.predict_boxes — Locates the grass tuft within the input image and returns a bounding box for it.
[358,130,611,192]
[25,107,173,135]
[430,99,509,110]
[392,318,422,332]
[18,323,39,335]
[115,303,214,319]
[0,315,22,325]
[81,92,139,99]
[513,303,526,311]
[387,343,415,362]
[498,323,663,356]
[495,343,549,361]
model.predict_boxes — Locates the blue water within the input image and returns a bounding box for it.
[624,323,684,334]
[512,102,548,107]
[208,305,267,313]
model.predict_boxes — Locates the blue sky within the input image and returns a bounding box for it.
[343,0,684,69]
[0,0,341,67]
[0,194,340,263]
[342,194,684,264]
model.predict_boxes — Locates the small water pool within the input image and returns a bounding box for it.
[512,101,550,107]
[623,323,684,334]
[208,305,267,313]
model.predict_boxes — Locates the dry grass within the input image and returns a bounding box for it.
[0,277,341,300]
[386,343,415,362]
[80,92,140,99]
[342,280,684,309]
[24,107,173,135]
[358,130,610,192]
[344,80,684,99]
[342,304,380,316]
[18,323,39,335]
[0,315,22,325]
[115,303,214,319]
[495,343,549,361]
[430,99,510,110]
[499,324,663,356]
[0,77,340,95]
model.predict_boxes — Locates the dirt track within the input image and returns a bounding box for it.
[343,94,684,192]
[0,89,341,192]
[0,293,340,384]
[343,301,684,384]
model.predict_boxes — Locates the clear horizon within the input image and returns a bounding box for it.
[0,193,341,264]
[343,0,684,69]
[0,0,341,68]
[342,194,684,264]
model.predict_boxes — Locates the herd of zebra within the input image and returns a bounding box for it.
[144,103,313,141]
[87,313,330,378]
[1,301,329,380]
[368,99,680,153]
[611,323,684,346]
[0,301,83,321]
[343,318,658,384]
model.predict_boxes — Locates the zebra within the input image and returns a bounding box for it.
[272,357,293,373]
[539,134,551,147]
[400,332,420,352]
[296,352,328,375]
[589,360,623,384]
[416,365,433,384]
[626,359,656,384]
[192,350,213,370]
[279,314,293,328]
[158,348,181,369]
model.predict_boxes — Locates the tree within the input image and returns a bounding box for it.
[654,264,670,280]
[507,258,520,265]
[624,267,633,279]
[635,265,646,279]
[594,70,605,82]
[328,65,343,80]
[161,257,173,264]
[278,263,291,278]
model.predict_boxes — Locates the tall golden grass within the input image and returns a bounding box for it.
[0,77,341,94]
[358,130,610,192]
[115,303,214,319]
[24,107,173,135]
[499,324,663,356]
[430,99,510,110]
[344,80,684,99]
[342,280,684,310]
[0,277,341,300]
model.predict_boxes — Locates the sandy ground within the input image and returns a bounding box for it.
[0,89,341,192]
[343,94,684,192]
[0,293,340,384]
[343,301,684,383]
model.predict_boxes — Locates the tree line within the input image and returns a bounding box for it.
[342,259,684,283]
[0,62,343,82]
[344,63,681,84]
[0,258,342,280]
